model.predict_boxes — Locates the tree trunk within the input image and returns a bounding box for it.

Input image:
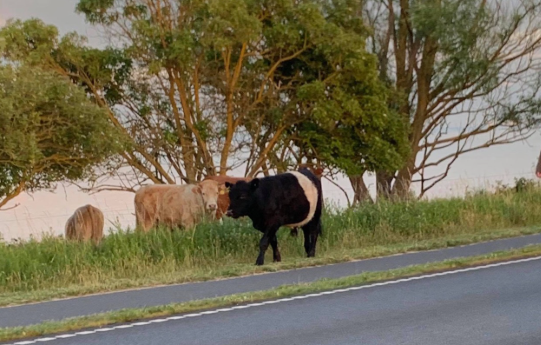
[349,175,373,205]
[376,170,394,199]
[392,156,415,200]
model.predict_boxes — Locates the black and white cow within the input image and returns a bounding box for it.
[225,167,323,266]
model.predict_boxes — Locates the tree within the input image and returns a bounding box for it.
[362,0,541,199]
[0,64,124,209]
[242,0,409,204]
[1,1,405,197]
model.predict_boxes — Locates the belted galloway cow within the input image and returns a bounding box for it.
[134,180,223,232]
[206,166,323,237]
[225,167,323,266]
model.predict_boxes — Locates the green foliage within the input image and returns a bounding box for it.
[268,1,409,175]
[0,64,125,205]
[1,1,407,184]
[470,177,541,196]
[3,185,541,293]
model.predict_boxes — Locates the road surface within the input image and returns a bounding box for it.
[2,232,541,328]
[5,255,541,345]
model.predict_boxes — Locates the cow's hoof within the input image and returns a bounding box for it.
[255,258,264,266]
[273,256,282,263]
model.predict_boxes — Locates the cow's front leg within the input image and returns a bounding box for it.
[302,220,321,257]
[255,226,279,266]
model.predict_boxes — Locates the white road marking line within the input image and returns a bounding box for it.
[6,255,541,345]
[127,322,146,326]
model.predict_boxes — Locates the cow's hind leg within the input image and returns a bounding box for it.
[302,220,321,258]
[256,225,280,266]
[270,234,281,262]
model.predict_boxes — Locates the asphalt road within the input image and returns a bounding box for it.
[6,255,541,345]
[2,232,541,329]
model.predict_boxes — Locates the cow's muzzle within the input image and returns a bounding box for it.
[225,209,234,218]
[207,204,217,211]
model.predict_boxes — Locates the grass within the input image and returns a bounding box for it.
[2,243,541,343]
[2,180,541,306]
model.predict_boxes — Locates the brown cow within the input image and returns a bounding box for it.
[65,204,104,244]
[205,166,324,237]
[134,180,223,232]
[203,176,252,220]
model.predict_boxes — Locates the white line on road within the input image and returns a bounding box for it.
[7,255,541,345]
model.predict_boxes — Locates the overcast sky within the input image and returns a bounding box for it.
[1,0,540,242]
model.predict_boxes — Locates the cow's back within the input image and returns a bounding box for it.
[65,204,104,243]
[134,184,175,231]
[135,184,207,230]
[159,184,206,228]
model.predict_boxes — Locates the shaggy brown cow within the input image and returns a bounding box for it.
[65,204,104,244]
[134,180,223,232]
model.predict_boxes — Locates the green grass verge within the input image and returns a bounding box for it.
[2,184,541,306]
[2,225,541,308]
[2,244,541,343]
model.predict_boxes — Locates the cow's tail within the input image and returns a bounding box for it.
[316,187,323,238]
[298,167,324,238]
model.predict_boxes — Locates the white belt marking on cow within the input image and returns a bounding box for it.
[284,171,318,228]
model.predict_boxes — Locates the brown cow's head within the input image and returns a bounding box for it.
[194,180,224,214]
[536,150,541,178]
[298,164,324,179]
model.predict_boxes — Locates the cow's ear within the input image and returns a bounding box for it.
[250,178,259,191]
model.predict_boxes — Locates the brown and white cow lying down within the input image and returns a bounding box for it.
[65,204,104,244]
[134,180,223,232]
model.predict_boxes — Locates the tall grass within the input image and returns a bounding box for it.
[2,181,541,295]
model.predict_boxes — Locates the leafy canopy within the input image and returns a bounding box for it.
[0,64,125,208]
[0,0,408,192]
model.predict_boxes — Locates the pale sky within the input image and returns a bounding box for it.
[1,0,540,242]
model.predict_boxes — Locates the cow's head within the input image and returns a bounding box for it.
[224,179,259,219]
[194,179,223,214]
